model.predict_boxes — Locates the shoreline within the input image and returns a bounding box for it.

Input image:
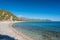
[0,21,33,40]
[10,21,33,40]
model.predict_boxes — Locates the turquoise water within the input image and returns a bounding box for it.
[13,22,60,40]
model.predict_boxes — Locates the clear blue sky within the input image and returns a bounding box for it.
[0,0,60,21]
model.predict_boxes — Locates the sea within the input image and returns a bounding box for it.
[12,22,60,40]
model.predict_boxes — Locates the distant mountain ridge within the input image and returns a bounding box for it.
[19,17,51,22]
[0,10,51,21]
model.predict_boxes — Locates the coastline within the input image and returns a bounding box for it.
[0,21,33,40]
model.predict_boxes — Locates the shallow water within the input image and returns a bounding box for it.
[13,22,60,40]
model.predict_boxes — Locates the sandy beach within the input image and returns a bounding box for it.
[0,21,33,40]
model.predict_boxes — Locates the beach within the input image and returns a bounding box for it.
[0,21,33,40]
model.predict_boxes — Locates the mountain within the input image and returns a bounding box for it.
[0,10,51,21]
[0,10,21,21]
[19,17,51,22]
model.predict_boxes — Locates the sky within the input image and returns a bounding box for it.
[0,0,60,21]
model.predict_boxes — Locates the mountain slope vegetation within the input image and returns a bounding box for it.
[0,10,21,21]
